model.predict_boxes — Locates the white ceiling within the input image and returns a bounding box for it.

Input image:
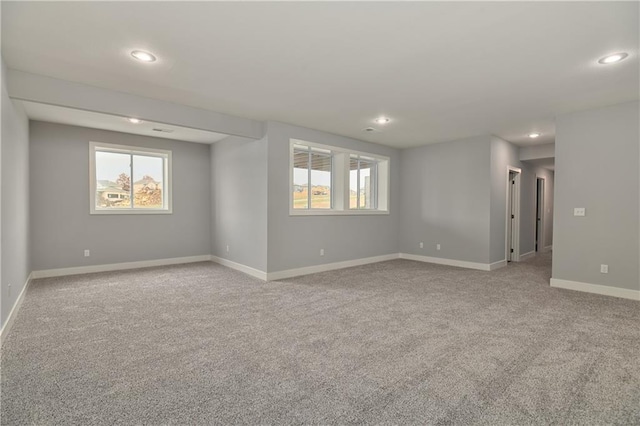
[2,2,638,148]
[19,101,229,144]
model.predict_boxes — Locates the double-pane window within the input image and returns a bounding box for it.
[90,142,171,214]
[292,145,332,210]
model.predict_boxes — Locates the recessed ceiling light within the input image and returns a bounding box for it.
[128,118,142,124]
[131,50,157,63]
[529,133,540,139]
[598,52,628,64]
[374,117,390,125]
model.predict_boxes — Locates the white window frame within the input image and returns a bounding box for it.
[349,155,379,210]
[290,139,390,216]
[292,144,334,211]
[90,141,172,215]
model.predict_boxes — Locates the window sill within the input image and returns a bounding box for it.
[90,209,173,215]
[289,209,389,216]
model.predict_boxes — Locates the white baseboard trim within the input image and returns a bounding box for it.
[542,245,553,253]
[489,259,508,270]
[399,253,492,271]
[0,272,33,347]
[550,278,640,301]
[267,253,400,281]
[210,256,267,281]
[31,255,213,279]
[519,251,535,261]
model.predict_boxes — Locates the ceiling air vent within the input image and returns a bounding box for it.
[152,128,174,133]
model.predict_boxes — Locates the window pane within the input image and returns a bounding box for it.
[132,155,164,209]
[310,152,331,209]
[95,151,131,209]
[293,150,309,209]
[359,160,376,209]
[348,158,377,209]
[349,157,359,209]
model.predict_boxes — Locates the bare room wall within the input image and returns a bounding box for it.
[266,121,401,273]
[400,135,492,264]
[29,121,212,271]
[553,101,639,292]
[211,135,268,272]
[1,58,30,329]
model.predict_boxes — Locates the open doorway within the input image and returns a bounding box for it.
[535,177,545,252]
[506,167,521,262]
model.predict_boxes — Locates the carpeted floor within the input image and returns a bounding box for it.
[1,253,639,425]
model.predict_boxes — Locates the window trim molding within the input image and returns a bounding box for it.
[349,155,379,210]
[289,139,390,216]
[89,141,173,215]
[292,145,334,210]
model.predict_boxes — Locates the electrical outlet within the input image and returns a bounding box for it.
[600,264,608,274]
[574,208,586,217]
[84,249,90,257]
[437,244,441,251]
[419,242,424,249]
[226,245,230,253]
[320,248,324,256]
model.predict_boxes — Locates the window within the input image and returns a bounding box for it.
[290,139,389,215]
[293,145,332,210]
[90,142,172,214]
[350,156,378,209]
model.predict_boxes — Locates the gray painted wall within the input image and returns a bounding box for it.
[30,121,212,271]
[1,58,30,328]
[519,143,555,161]
[489,136,521,263]
[490,137,555,263]
[530,166,554,250]
[400,135,492,264]
[9,70,264,140]
[266,121,400,272]
[399,134,553,267]
[211,135,268,272]
[553,101,639,291]
[516,163,554,256]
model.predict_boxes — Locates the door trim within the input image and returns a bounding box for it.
[506,166,521,262]
[535,176,545,252]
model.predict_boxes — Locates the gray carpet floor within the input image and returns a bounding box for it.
[1,253,639,425]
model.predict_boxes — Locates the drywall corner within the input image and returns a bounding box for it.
[211,134,268,272]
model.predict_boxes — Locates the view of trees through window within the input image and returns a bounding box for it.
[95,150,165,210]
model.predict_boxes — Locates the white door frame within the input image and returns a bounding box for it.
[506,166,521,262]
[535,176,545,252]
